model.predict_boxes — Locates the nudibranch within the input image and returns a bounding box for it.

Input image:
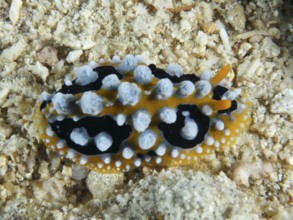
[34,55,251,173]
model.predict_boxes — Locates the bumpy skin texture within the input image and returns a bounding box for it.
[34,55,251,173]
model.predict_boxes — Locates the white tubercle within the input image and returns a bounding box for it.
[224,129,231,136]
[200,69,213,80]
[94,132,113,152]
[56,115,65,121]
[115,160,122,167]
[177,81,195,97]
[102,74,120,90]
[115,54,138,74]
[159,107,177,124]
[116,114,126,126]
[122,147,135,159]
[73,115,80,121]
[134,158,142,167]
[195,146,203,153]
[195,80,212,98]
[180,118,198,140]
[76,65,98,86]
[118,82,141,106]
[144,155,151,162]
[134,65,153,84]
[223,90,237,100]
[40,92,53,102]
[67,149,76,159]
[46,126,54,137]
[88,61,98,68]
[52,92,76,114]
[132,109,151,132]
[156,157,162,164]
[166,63,183,77]
[171,149,179,158]
[205,136,214,146]
[215,120,225,130]
[138,129,157,150]
[202,105,213,116]
[64,78,73,86]
[80,91,103,115]
[80,156,88,165]
[56,140,66,149]
[155,78,173,100]
[70,127,89,146]
[112,55,120,63]
[103,155,111,164]
[155,144,167,156]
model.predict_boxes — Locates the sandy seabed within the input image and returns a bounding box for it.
[0,0,292,219]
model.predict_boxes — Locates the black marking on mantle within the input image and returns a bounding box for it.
[50,116,132,156]
[158,104,210,149]
[148,64,200,83]
[58,66,123,95]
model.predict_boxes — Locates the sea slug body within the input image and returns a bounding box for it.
[34,54,251,173]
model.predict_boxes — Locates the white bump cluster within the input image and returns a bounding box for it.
[224,129,231,136]
[155,78,173,100]
[138,129,157,150]
[56,140,66,149]
[80,91,103,115]
[64,78,73,86]
[67,149,76,159]
[118,82,141,106]
[115,160,122,167]
[195,80,212,98]
[159,107,177,124]
[116,54,138,74]
[76,65,98,86]
[88,61,98,68]
[171,149,179,158]
[195,146,203,153]
[122,147,134,159]
[155,144,167,156]
[134,158,142,167]
[134,65,153,84]
[111,55,120,63]
[205,136,214,146]
[180,118,198,140]
[202,105,213,116]
[103,155,111,164]
[200,69,213,80]
[223,90,236,100]
[166,63,183,77]
[40,92,53,102]
[70,127,89,146]
[94,132,113,152]
[132,109,151,132]
[177,81,195,97]
[80,156,88,165]
[102,74,120,90]
[223,88,242,101]
[116,114,126,126]
[215,120,225,130]
[52,92,76,114]
[46,126,54,137]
